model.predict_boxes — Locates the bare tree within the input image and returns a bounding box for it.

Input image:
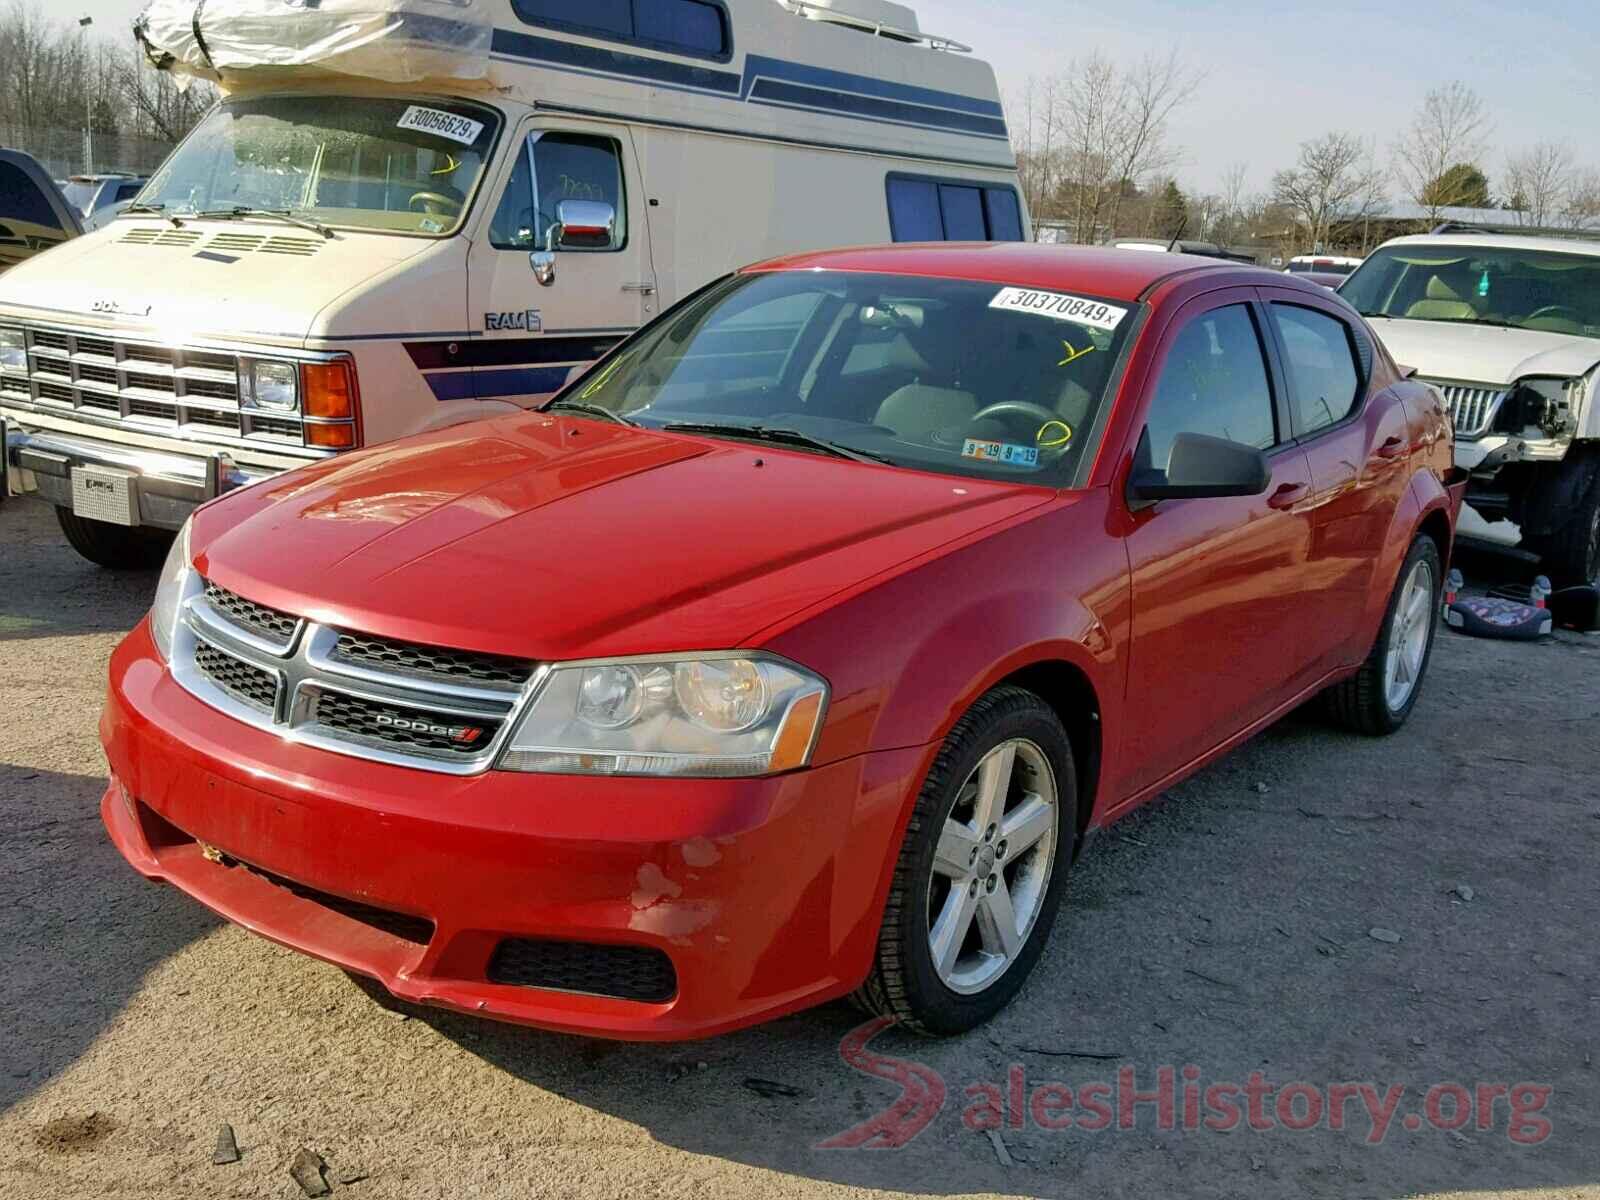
[1392,81,1491,222]
[1504,142,1574,228]
[1561,169,1600,232]
[1101,50,1204,238]
[1273,132,1382,253]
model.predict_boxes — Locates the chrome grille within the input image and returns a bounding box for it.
[307,689,503,756]
[173,580,536,776]
[203,580,301,649]
[1424,380,1509,439]
[193,642,280,713]
[0,322,308,444]
[331,633,534,692]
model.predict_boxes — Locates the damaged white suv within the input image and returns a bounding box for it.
[1342,232,1600,584]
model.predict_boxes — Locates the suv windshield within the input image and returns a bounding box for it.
[1343,243,1600,339]
[138,95,501,236]
[554,270,1139,485]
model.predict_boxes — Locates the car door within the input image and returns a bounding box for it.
[1118,293,1320,798]
[1260,289,1416,670]
[0,150,82,273]
[465,120,656,405]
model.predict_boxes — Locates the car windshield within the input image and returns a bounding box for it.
[137,95,501,236]
[554,270,1140,485]
[1342,243,1600,338]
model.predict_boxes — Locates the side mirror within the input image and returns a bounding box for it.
[1127,431,1271,507]
[530,199,617,287]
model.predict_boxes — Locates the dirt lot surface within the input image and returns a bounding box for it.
[1,496,1597,1200]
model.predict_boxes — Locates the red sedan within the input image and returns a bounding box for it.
[102,245,1465,1039]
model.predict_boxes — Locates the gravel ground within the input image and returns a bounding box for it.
[1,496,1597,1200]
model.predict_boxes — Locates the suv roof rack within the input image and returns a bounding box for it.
[1429,220,1600,243]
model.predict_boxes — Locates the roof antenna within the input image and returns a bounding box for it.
[1166,217,1188,254]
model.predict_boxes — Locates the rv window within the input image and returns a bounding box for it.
[490,132,626,252]
[513,0,729,59]
[984,188,1024,242]
[887,174,1026,243]
[886,179,942,242]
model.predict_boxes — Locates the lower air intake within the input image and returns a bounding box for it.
[487,939,677,1003]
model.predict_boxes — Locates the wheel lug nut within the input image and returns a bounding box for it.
[985,876,998,893]
[969,847,979,865]
[996,840,1008,859]
[969,880,980,898]
[984,825,997,843]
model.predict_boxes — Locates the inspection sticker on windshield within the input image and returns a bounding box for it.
[989,287,1128,331]
[963,439,1040,469]
[397,105,484,146]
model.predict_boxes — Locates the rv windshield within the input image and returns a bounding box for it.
[1343,243,1600,338]
[138,95,501,237]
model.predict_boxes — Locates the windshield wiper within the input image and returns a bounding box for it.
[196,206,335,239]
[121,202,186,229]
[546,399,638,427]
[663,422,895,465]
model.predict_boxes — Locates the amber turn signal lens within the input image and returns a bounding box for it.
[301,361,356,420]
[305,423,356,450]
[768,691,826,773]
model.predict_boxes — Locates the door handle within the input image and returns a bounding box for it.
[1267,482,1309,510]
[622,282,657,295]
[1373,436,1408,461]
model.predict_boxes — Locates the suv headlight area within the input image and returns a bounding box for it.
[149,518,195,663]
[500,655,829,778]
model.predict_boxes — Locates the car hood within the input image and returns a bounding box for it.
[194,415,1054,661]
[1369,317,1600,385]
[0,219,432,345]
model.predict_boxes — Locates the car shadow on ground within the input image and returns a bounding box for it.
[0,502,162,641]
[0,765,221,1116]
[376,685,1597,1198]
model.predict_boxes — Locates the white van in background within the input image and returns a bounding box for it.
[0,0,1026,567]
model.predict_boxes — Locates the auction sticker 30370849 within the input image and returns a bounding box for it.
[989,287,1129,332]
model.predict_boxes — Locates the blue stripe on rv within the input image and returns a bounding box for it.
[488,28,1009,139]
[424,366,576,402]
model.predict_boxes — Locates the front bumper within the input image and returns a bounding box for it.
[2,417,281,529]
[101,622,929,1040]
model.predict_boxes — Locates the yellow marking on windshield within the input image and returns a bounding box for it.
[1037,420,1074,448]
[1058,340,1096,367]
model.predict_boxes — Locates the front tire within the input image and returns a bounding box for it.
[1535,475,1600,587]
[854,687,1076,1036]
[1325,534,1442,735]
[54,507,172,570]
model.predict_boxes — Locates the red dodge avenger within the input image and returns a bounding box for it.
[102,245,1465,1039]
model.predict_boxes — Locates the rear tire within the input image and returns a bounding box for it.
[1324,534,1442,736]
[54,506,172,570]
[853,687,1076,1036]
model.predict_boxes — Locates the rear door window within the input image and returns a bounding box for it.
[1269,304,1363,436]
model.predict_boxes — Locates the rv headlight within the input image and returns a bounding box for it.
[0,327,25,372]
[149,518,194,663]
[240,358,299,412]
[499,655,829,778]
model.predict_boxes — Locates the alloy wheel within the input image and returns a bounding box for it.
[1384,558,1435,712]
[926,738,1059,996]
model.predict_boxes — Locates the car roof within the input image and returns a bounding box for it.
[744,243,1289,303]
[1376,232,1600,258]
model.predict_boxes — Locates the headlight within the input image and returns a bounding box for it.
[500,654,829,778]
[149,518,194,663]
[240,358,299,412]
[0,327,25,372]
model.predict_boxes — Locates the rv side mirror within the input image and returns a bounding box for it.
[1127,431,1271,507]
[530,199,618,287]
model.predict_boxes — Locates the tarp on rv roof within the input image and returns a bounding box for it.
[135,0,494,87]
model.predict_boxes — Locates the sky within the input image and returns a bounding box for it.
[80,0,1600,196]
